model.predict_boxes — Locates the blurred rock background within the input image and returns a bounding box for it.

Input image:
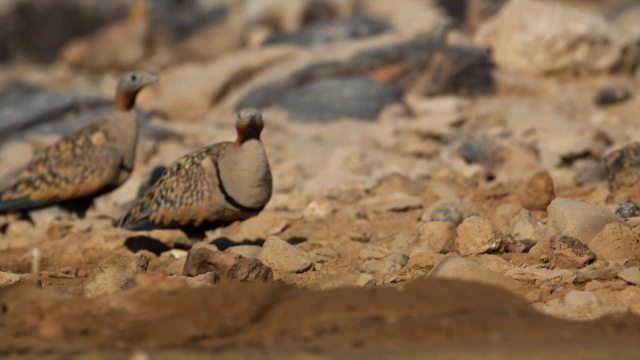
[2,1,640,353]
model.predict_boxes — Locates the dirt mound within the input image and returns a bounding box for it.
[2,278,640,357]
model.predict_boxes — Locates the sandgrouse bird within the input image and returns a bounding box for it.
[119,108,273,238]
[0,70,157,216]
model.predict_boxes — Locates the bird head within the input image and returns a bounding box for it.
[235,108,264,145]
[115,70,158,111]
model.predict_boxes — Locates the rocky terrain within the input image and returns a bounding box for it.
[1,0,640,358]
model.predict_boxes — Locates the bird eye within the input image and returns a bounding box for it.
[130,74,138,82]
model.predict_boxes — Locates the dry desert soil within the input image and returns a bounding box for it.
[1,0,640,358]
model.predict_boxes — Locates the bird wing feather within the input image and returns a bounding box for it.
[120,143,229,229]
[0,121,125,212]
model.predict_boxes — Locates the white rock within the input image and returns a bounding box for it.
[505,266,574,284]
[0,272,32,288]
[359,248,386,260]
[314,247,338,260]
[455,216,504,256]
[474,254,510,274]
[258,236,312,273]
[236,212,290,239]
[357,273,374,287]
[191,242,218,252]
[612,4,640,44]
[546,198,625,244]
[360,254,408,275]
[509,209,542,240]
[405,95,465,116]
[408,159,435,180]
[415,221,456,253]
[310,248,339,266]
[183,272,220,287]
[618,267,640,285]
[226,245,262,258]
[427,256,521,292]
[272,160,305,193]
[84,253,150,297]
[406,113,464,139]
[27,207,64,229]
[475,0,622,75]
[167,249,189,259]
[149,46,295,121]
[303,198,336,219]
[359,191,423,213]
[564,290,600,309]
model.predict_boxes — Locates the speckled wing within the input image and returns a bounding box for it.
[119,143,231,230]
[0,121,125,212]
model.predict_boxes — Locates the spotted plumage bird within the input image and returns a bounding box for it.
[0,70,158,215]
[119,108,273,238]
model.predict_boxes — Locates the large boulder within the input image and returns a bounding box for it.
[475,0,623,75]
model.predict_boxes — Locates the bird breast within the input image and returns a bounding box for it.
[217,139,272,211]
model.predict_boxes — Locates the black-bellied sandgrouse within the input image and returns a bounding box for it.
[119,108,272,238]
[0,70,157,215]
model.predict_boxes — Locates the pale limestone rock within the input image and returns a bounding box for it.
[226,245,262,259]
[475,0,623,75]
[303,198,336,219]
[258,236,312,274]
[0,272,32,288]
[618,267,640,285]
[564,290,601,309]
[546,198,624,244]
[428,256,521,293]
[455,216,504,256]
[359,191,422,213]
[415,221,456,254]
[83,253,150,297]
[589,223,640,260]
[508,209,543,241]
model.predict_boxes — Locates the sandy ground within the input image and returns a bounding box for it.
[1,0,640,358]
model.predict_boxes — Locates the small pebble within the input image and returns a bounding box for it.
[455,216,504,256]
[549,235,596,269]
[226,245,261,258]
[594,85,631,106]
[258,236,313,274]
[616,200,640,219]
[618,267,640,285]
[357,273,374,287]
[303,198,336,219]
[429,202,465,224]
[520,171,555,211]
[359,248,385,260]
[564,290,600,308]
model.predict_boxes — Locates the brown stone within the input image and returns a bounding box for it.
[588,223,640,260]
[550,235,597,269]
[604,142,640,191]
[182,248,273,282]
[520,171,555,211]
[83,253,150,297]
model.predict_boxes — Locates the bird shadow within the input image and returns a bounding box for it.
[124,235,190,256]
[122,234,308,255]
[212,236,307,251]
